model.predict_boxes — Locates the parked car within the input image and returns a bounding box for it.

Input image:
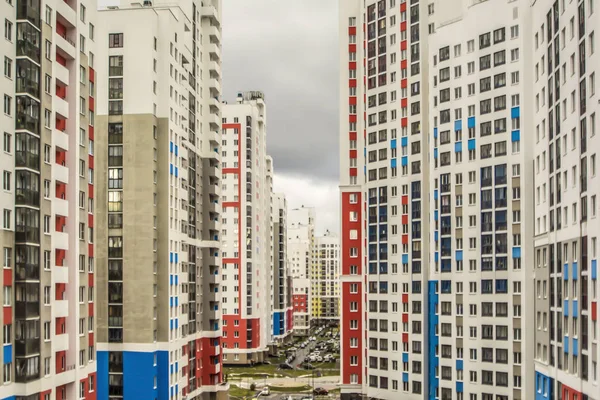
[313,387,329,395]
[278,363,293,370]
[259,386,270,396]
[316,356,323,362]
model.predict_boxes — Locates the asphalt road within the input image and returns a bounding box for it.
[289,341,316,368]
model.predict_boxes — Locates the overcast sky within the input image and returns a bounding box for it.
[222,0,339,235]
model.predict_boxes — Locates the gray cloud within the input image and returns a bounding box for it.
[222,0,340,182]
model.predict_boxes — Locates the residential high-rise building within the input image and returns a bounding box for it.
[312,231,340,323]
[95,1,227,399]
[1,0,97,397]
[270,192,293,347]
[339,0,546,399]
[531,1,600,399]
[428,1,534,399]
[288,206,315,336]
[220,91,272,365]
[339,0,429,398]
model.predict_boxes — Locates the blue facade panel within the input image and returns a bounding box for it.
[402,254,409,264]
[468,139,476,150]
[434,148,438,159]
[564,263,569,280]
[456,359,463,370]
[456,250,463,261]
[572,338,579,356]
[427,281,439,400]
[402,353,409,363]
[273,312,283,336]
[401,137,408,147]
[402,372,409,382]
[454,120,462,131]
[564,300,569,316]
[3,345,11,364]
[564,336,569,353]
[157,351,169,400]
[573,300,578,318]
[535,371,552,400]
[391,159,397,168]
[511,106,520,118]
[467,116,476,128]
[391,139,397,149]
[573,262,578,280]
[434,128,438,138]
[455,142,462,153]
[593,259,598,279]
[456,382,464,393]
[402,156,408,166]
[512,130,521,142]
[97,351,109,400]
[513,247,521,259]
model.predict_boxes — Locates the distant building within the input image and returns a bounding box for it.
[288,206,316,336]
[270,192,294,347]
[312,231,340,322]
[220,92,272,365]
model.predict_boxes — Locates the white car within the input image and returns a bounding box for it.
[316,356,323,362]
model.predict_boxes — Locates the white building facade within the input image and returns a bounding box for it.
[220,92,272,365]
[312,231,340,322]
[288,206,315,336]
[531,0,600,399]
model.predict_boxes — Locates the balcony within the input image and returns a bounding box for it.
[53,96,69,119]
[55,32,76,60]
[201,5,218,20]
[53,129,69,151]
[53,332,69,352]
[209,61,221,78]
[54,62,69,87]
[207,43,221,60]
[54,265,69,284]
[208,24,221,42]
[54,299,69,318]
[54,197,69,217]
[209,97,220,111]
[210,77,222,95]
[208,113,220,129]
[53,163,69,185]
[55,0,76,26]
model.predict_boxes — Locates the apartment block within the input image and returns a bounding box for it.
[531,0,600,399]
[312,231,340,322]
[1,0,97,397]
[220,91,272,365]
[270,192,293,347]
[95,1,227,399]
[339,0,430,398]
[288,206,315,337]
[429,1,536,399]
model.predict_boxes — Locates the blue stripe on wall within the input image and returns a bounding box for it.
[97,351,109,400]
[427,281,439,400]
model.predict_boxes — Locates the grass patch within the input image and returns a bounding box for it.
[270,384,311,393]
[227,384,255,399]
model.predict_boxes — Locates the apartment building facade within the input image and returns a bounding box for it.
[288,206,315,336]
[1,0,97,398]
[220,91,272,365]
[270,192,293,346]
[428,1,535,399]
[531,1,600,399]
[312,231,340,322]
[339,0,430,398]
[95,1,227,399]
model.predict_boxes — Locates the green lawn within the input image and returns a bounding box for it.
[228,384,255,399]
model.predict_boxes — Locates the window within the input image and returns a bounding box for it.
[3,133,10,153]
[4,19,12,41]
[3,209,10,229]
[3,95,11,116]
[3,57,11,78]
[79,34,85,53]
[45,5,52,25]
[45,40,51,59]
[109,33,124,48]
[2,171,10,191]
